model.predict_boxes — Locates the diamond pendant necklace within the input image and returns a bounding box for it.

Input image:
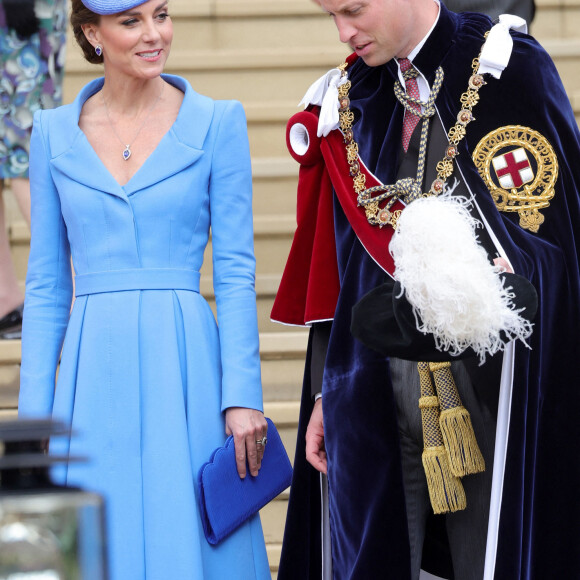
[101,82,165,161]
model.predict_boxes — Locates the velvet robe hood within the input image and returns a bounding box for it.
[276,6,580,579]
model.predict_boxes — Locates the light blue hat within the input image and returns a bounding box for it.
[81,0,150,15]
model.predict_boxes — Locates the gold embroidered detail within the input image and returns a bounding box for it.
[472,126,558,233]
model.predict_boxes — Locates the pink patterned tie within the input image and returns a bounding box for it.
[399,58,421,152]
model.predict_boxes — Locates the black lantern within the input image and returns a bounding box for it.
[0,420,107,579]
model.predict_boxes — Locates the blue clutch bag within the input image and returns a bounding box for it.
[197,417,293,545]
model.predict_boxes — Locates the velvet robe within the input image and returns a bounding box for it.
[275,6,580,579]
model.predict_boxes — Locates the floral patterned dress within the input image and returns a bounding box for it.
[0,0,67,179]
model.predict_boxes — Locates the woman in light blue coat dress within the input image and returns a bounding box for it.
[18,0,271,578]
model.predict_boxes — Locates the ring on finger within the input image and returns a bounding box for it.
[255,436,267,446]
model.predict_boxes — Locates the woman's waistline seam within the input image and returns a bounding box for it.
[74,268,201,296]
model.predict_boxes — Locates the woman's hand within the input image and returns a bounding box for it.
[225,407,268,479]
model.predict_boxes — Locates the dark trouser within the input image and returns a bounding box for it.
[390,358,499,580]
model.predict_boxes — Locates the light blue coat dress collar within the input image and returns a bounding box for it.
[49,74,213,200]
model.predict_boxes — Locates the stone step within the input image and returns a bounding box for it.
[249,115,296,159]
[7,225,298,334]
[4,270,293,336]
[261,398,302,576]
[64,39,580,104]
[260,332,309,402]
[201,213,295,276]
[252,158,299,216]
[541,38,580,94]
[154,13,340,54]
[60,50,580,167]
[0,331,308,409]
[170,0,580,30]
[63,0,340,67]
[203,273,296,334]
[532,0,580,41]
[262,399,302,463]
[60,0,580,52]
[2,156,300,220]
[7,220,29,284]
[143,0,325,19]
[63,47,347,107]
[261,490,290,545]
[8,210,296,275]
[0,341,21,414]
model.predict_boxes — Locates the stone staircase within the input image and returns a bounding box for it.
[2,0,580,577]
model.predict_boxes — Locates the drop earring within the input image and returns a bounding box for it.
[95,45,103,57]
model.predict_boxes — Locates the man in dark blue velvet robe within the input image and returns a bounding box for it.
[272,1,580,578]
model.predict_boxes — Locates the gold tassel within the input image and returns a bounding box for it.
[417,363,466,514]
[429,362,485,477]
[422,445,467,514]
[439,406,486,477]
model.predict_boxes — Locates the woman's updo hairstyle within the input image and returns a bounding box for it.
[70,0,103,65]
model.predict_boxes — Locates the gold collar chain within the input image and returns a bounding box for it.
[336,50,487,229]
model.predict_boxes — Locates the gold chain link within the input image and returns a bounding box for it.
[336,35,489,229]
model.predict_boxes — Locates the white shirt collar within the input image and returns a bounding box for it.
[396,0,440,105]
[407,0,440,62]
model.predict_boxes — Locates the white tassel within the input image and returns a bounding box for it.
[390,194,533,363]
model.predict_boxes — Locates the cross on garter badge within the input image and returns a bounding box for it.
[492,147,533,189]
[472,125,558,233]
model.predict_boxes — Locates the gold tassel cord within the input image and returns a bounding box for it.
[417,363,467,514]
[429,362,485,477]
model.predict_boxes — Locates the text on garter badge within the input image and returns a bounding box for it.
[472,125,558,233]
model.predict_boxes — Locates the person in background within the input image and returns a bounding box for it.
[18,1,271,578]
[0,0,66,339]
[444,0,534,24]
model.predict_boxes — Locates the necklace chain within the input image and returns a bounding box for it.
[102,82,165,161]
[336,40,488,229]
